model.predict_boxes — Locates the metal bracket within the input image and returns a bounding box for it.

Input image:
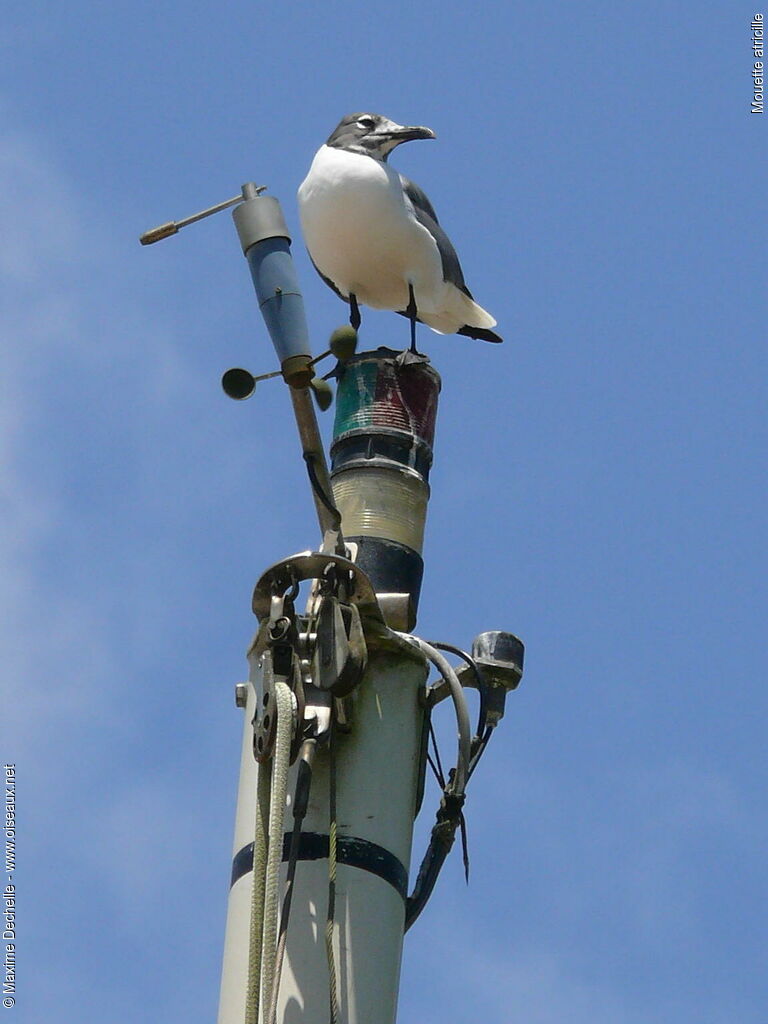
[250,592,308,763]
[311,596,368,697]
[250,551,428,668]
[252,551,383,623]
[247,550,426,750]
[252,647,279,762]
[427,631,524,724]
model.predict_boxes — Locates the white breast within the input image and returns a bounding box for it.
[297,146,445,313]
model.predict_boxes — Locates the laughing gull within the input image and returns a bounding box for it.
[297,112,502,356]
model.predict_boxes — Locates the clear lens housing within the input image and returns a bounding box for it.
[331,466,429,552]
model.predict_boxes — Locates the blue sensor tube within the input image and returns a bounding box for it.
[232,194,311,364]
[243,237,311,362]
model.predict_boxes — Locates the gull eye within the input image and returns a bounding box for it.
[357,116,375,130]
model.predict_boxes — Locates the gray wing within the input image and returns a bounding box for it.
[399,175,474,299]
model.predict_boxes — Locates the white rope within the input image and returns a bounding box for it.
[245,761,271,1024]
[244,680,293,1024]
[260,680,294,1019]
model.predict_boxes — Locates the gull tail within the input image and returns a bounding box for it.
[455,292,503,342]
[457,324,503,343]
[419,288,503,342]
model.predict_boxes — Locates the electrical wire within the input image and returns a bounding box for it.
[302,452,342,530]
[395,633,471,796]
[426,641,497,780]
[427,640,488,738]
[468,724,495,781]
[393,632,473,931]
[428,720,470,882]
[405,783,466,931]
[428,720,446,787]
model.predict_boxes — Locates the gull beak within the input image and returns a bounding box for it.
[377,121,436,144]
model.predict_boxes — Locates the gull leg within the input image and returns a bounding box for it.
[396,285,429,366]
[406,284,418,353]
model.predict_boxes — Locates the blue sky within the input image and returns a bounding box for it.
[2,1,765,1021]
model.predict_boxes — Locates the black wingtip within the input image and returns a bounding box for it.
[457,325,504,343]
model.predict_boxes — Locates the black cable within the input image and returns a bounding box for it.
[467,724,495,781]
[428,720,446,788]
[431,724,471,880]
[428,641,498,780]
[426,750,442,788]
[459,811,470,883]
[302,452,342,530]
[428,641,488,738]
[407,649,486,929]
[405,784,466,932]
[405,642,492,931]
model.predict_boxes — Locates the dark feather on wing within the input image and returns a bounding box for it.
[399,175,474,300]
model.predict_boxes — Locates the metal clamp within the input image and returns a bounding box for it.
[310,595,367,697]
[252,551,382,622]
[251,591,306,763]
